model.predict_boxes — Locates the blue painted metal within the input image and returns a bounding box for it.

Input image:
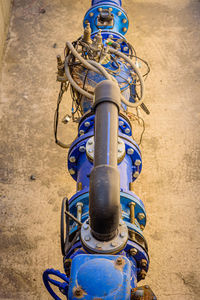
[84,2,129,37]
[43,0,153,299]
[68,254,131,299]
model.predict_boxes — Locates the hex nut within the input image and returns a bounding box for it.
[111,241,117,247]
[79,130,84,135]
[119,120,124,126]
[69,156,76,163]
[79,146,86,152]
[74,287,83,297]
[123,27,127,32]
[130,248,138,256]
[122,18,127,23]
[125,128,130,134]
[116,257,123,265]
[127,148,134,155]
[140,269,147,279]
[117,11,122,16]
[140,224,145,231]
[98,7,102,12]
[141,259,147,268]
[83,224,89,230]
[135,159,141,166]
[85,235,91,242]
[133,171,139,178]
[89,12,94,17]
[69,169,75,175]
[120,232,125,238]
[84,121,90,127]
[138,213,145,220]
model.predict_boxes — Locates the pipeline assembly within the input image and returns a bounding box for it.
[43,0,156,299]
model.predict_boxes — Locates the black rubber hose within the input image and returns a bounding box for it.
[89,80,121,241]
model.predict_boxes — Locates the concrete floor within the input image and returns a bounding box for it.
[0,0,200,299]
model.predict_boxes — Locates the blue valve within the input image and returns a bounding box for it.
[43,269,69,300]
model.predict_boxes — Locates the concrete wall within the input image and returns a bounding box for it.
[0,0,12,68]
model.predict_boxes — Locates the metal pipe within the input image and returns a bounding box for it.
[89,80,121,241]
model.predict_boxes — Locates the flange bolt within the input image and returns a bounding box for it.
[116,257,123,265]
[139,269,147,280]
[69,156,76,163]
[127,148,134,155]
[130,248,138,256]
[141,259,147,268]
[138,212,145,220]
[74,287,83,297]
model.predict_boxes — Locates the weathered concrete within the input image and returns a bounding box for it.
[0,0,200,299]
[0,0,12,70]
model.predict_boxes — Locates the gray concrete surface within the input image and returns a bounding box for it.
[0,0,12,70]
[0,0,200,299]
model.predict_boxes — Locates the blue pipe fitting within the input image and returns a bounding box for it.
[83,2,129,36]
[43,0,156,298]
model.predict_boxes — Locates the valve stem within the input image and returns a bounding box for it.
[83,22,92,44]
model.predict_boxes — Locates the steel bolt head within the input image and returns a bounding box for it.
[125,128,130,134]
[85,235,91,242]
[79,130,84,135]
[74,287,82,296]
[124,46,129,51]
[119,120,124,126]
[123,27,127,32]
[89,12,94,17]
[111,241,117,247]
[120,232,125,238]
[69,156,76,163]
[79,145,86,152]
[96,243,102,248]
[133,171,139,178]
[84,121,90,127]
[88,138,93,145]
[130,248,138,256]
[69,169,75,175]
[135,159,141,166]
[127,148,134,155]
[83,224,89,230]
[108,7,113,12]
[76,202,83,208]
[138,212,145,220]
[116,257,123,265]
[140,269,147,279]
[117,11,122,16]
[141,259,147,268]
[122,18,127,23]
[98,7,102,12]
[140,224,145,231]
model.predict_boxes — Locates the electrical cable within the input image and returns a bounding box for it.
[54,82,74,149]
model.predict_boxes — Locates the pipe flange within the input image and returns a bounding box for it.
[86,136,125,163]
[81,219,128,254]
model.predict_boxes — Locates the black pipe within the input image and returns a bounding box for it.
[89,80,121,241]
